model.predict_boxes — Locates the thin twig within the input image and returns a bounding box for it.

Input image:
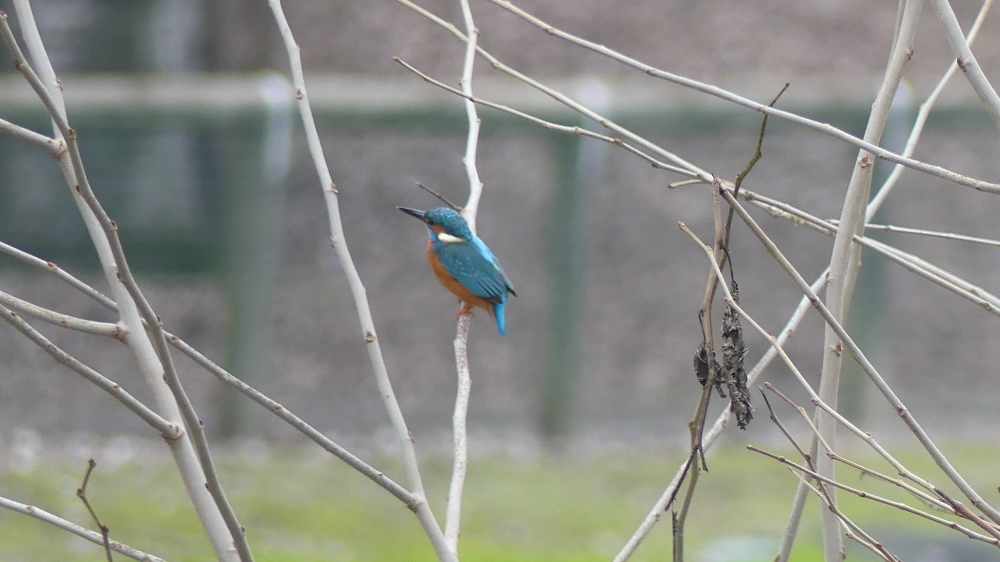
[412,179,462,211]
[834,450,955,512]
[724,83,787,251]
[798,474,896,561]
[764,384,834,458]
[168,335,418,505]
[856,221,1000,248]
[759,390,810,465]
[749,446,1000,546]
[77,459,113,562]
[764,382,950,510]
[754,449,904,560]
[936,490,1000,542]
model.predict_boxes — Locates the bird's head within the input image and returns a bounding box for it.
[398,206,473,242]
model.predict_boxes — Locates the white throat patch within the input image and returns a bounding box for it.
[437,233,467,244]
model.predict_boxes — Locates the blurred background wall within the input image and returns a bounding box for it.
[1,0,999,446]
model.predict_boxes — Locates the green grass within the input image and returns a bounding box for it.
[1,440,997,561]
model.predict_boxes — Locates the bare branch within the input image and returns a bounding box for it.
[858,222,1000,248]
[742,189,1000,315]
[929,0,1000,130]
[0,304,179,438]
[394,57,693,176]
[479,0,1000,194]
[0,116,62,154]
[0,241,117,309]
[0,496,165,562]
[394,0,712,181]
[816,2,922,553]
[0,288,121,337]
[3,238,415,509]
[5,3,244,557]
[871,0,996,211]
[265,1,452,559]
[749,446,1000,547]
[718,188,1000,525]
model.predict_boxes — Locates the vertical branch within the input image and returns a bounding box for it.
[779,6,992,557]
[445,313,472,550]
[814,1,921,558]
[263,2,453,561]
[5,5,240,560]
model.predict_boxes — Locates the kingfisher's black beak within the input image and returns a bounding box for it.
[397,206,429,223]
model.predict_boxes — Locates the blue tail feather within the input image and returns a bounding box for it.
[492,302,507,336]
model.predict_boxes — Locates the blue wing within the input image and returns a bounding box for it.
[436,238,515,304]
[471,238,516,296]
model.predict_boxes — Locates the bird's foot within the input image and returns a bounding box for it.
[457,304,475,318]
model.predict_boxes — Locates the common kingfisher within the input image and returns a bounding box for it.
[398,206,516,335]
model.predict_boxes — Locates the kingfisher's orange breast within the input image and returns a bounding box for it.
[426,242,494,315]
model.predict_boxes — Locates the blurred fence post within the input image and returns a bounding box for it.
[539,78,610,443]
[217,73,294,437]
